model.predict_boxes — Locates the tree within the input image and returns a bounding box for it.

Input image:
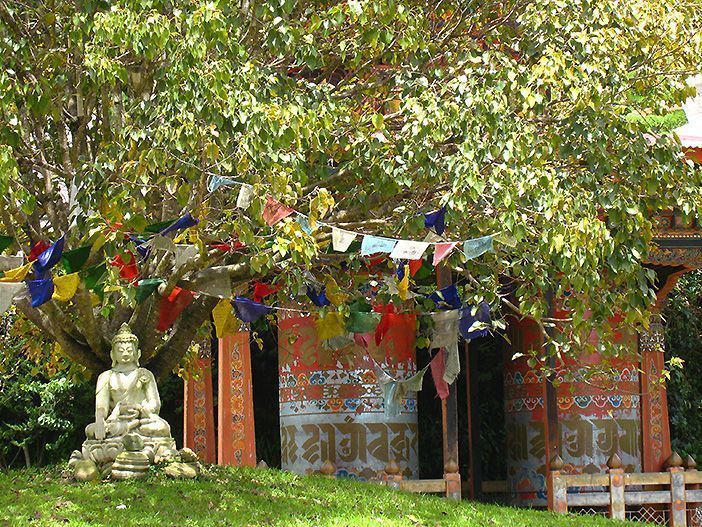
[1,0,701,380]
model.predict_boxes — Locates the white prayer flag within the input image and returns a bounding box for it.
[332,228,357,252]
[0,282,27,316]
[389,240,430,260]
[174,244,199,270]
[0,255,24,272]
[236,184,254,209]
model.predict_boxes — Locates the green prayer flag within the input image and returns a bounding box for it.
[348,298,371,313]
[144,219,176,234]
[136,278,165,303]
[61,246,91,273]
[83,263,107,293]
[346,311,381,333]
[0,236,14,254]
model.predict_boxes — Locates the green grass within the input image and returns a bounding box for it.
[0,465,644,527]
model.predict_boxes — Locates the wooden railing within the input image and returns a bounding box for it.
[548,452,702,526]
[319,458,462,500]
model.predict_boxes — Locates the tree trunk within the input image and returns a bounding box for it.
[22,445,31,468]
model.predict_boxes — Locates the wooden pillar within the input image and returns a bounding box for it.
[544,290,560,470]
[465,340,477,500]
[547,455,567,514]
[183,348,216,463]
[437,264,460,498]
[218,331,257,466]
[607,454,626,521]
[668,452,687,527]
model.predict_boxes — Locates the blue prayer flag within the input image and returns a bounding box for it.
[28,278,54,307]
[360,235,396,256]
[430,284,462,310]
[423,206,446,235]
[207,176,238,193]
[462,235,493,260]
[160,213,199,236]
[34,235,65,274]
[232,296,271,323]
[306,285,330,307]
[459,302,491,340]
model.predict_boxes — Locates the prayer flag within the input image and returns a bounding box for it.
[459,302,491,340]
[174,244,199,269]
[409,258,423,277]
[187,267,232,298]
[160,213,199,236]
[430,310,460,384]
[262,196,294,226]
[374,304,396,345]
[0,256,23,272]
[389,240,429,260]
[397,266,410,300]
[296,214,314,235]
[430,349,450,399]
[424,206,446,235]
[34,235,65,274]
[52,273,79,302]
[433,242,458,266]
[0,261,33,282]
[82,263,107,293]
[306,285,330,307]
[156,287,196,331]
[28,278,54,307]
[232,296,271,323]
[61,246,91,273]
[253,281,281,303]
[29,240,50,262]
[109,252,139,282]
[0,282,26,315]
[136,278,165,303]
[430,284,462,310]
[212,298,240,338]
[324,276,348,305]
[315,311,346,341]
[147,235,177,254]
[360,235,396,256]
[236,184,254,209]
[346,311,381,333]
[0,235,14,254]
[145,219,176,234]
[332,228,356,252]
[207,175,238,192]
[462,235,493,260]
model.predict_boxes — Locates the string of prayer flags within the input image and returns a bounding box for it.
[332,228,357,252]
[0,235,13,254]
[389,240,429,260]
[433,242,458,266]
[263,196,295,226]
[109,252,139,282]
[296,214,314,235]
[315,311,346,341]
[61,246,91,273]
[186,267,232,298]
[207,175,238,193]
[253,282,281,303]
[156,287,195,331]
[0,282,26,315]
[430,310,460,384]
[430,284,462,310]
[0,261,33,282]
[459,302,491,340]
[212,298,240,338]
[430,349,450,399]
[236,184,254,209]
[52,273,80,302]
[34,235,65,274]
[462,235,493,260]
[136,278,165,303]
[28,278,54,308]
[306,285,330,307]
[29,240,50,262]
[346,311,381,333]
[361,235,396,256]
[423,206,446,235]
[160,213,199,236]
[232,296,270,323]
[0,255,23,272]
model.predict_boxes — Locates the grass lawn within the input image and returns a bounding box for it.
[1,465,647,527]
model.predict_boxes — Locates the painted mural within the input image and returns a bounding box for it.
[278,312,419,480]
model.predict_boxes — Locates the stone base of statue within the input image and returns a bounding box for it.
[80,436,177,466]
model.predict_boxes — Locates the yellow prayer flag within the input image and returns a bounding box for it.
[212,298,240,338]
[315,311,346,341]
[53,273,80,302]
[397,265,410,301]
[0,261,32,282]
[324,275,348,306]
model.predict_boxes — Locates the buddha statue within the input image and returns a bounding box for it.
[80,323,176,468]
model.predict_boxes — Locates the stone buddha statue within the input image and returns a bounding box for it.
[79,323,176,471]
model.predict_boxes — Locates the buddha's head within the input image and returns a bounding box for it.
[110,323,141,367]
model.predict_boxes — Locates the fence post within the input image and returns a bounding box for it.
[444,459,461,500]
[320,459,336,478]
[547,455,567,514]
[667,452,687,527]
[384,459,403,490]
[608,454,626,521]
[685,456,698,526]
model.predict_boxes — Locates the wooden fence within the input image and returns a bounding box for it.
[548,452,702,526]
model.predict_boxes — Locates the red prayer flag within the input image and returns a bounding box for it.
[373,303,396,346]
[408,258,423,277]
[252,282,282,303]
[156,287,196,332]
[262,196,295,226]
[433,242,458,267]
[430,348,450,400]
[29,240,50,262]
[109,251,139,282]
